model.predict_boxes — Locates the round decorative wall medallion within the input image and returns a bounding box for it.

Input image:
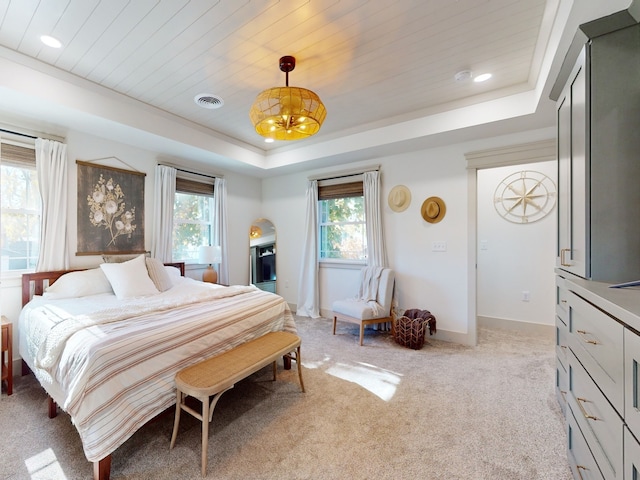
[493,170,556,224]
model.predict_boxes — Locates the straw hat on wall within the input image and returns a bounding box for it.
[421,196,446,223]
[388,185,411,212]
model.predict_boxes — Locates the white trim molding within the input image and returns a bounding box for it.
[465,138,556,170]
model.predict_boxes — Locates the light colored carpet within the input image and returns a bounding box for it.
[0,316,571,480]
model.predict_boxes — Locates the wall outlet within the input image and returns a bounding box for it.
[522,291,530,302]
[432,241,447,252]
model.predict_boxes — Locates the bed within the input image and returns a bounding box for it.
[18,255,296,480]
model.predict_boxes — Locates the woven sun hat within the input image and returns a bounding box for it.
[388,185,411,212]
[421,196,446,223]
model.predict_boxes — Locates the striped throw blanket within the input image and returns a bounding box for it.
[19,279,296,463]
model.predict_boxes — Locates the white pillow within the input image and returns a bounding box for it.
[164,265,184,286]
[100,254,159,299]
[102,253,150,263]
[43,268,114,299]
[145,257,173,292]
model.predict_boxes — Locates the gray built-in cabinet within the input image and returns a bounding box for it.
[553,16,640,284]
[552,5,640,480]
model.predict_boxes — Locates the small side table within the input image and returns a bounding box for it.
[1,316,12,396]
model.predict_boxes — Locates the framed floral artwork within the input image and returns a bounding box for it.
[76,161,145,255]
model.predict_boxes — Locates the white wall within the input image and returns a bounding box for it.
[262,126,557,345]
[477,161,557,329]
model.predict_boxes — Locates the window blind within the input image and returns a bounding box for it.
[0,142,36,168]
[175,177,214,197]
[318,181,363,200]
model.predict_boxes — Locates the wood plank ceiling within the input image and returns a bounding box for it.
[0,0,551,151]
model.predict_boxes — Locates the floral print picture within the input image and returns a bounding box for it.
[76,161,145,255]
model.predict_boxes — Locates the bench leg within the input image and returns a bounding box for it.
[170,390,183,450]
[201,395,209,476]
[202,387,233,476]
[284,348,306,393]
[296,346,305,393]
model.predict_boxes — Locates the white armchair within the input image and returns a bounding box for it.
[332,267,395,345]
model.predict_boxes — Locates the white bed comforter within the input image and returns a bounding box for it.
[19,278,296,463]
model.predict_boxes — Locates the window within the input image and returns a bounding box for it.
[172,176,214,263]
[318,180,366,261]
[1,141,40,271]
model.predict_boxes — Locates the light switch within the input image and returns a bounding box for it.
[432,241,447,252]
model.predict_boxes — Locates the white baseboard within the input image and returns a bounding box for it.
[478,315,554,338]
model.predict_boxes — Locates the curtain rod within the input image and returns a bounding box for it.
[0,128,37,139]
[0,125,65,143]
[176,167,216,179]
[160,163,223,179]
[308,164,380,181]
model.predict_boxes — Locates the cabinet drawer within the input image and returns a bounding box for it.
[624,427,640,480]
[557,315,569,369]
[557,359,568,416]
[568,351,623,480]
[567,407,604,480]
[625,328,640,439]
[568,291,624,413]
[556,278,570,325]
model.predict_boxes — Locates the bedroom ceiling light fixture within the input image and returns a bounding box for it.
[250,225,262,239]
[474,73,492,83]
[40,35,62,48]
[249,55,327,141]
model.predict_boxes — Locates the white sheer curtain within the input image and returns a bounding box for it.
[35,138,69,271]
[151,165,176,262]
[297,180,320,317]
[364,170,387,267]
[212,177,229,285]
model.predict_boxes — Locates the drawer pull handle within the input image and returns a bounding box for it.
[576,330,599,345]
[561,300,567,304]
[577,397,599,421]
[560,248,571,266]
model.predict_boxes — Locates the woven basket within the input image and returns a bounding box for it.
[393,309,436,350]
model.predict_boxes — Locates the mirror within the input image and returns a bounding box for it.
[249,219,276,293]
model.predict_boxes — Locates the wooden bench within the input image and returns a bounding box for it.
[170,331,305,476]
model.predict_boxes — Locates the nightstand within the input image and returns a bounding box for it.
[1,316,12,396]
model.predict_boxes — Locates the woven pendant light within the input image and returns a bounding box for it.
[249,56,327,141]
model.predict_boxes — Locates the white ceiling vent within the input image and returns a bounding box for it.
[194,93,224,109]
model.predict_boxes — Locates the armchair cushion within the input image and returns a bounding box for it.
[332,299,382,321]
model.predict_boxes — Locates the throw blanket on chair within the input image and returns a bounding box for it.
[357,266,384,315]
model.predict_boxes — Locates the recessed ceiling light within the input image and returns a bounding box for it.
[265,138,275,143]
[193,93,224,109]
[474,73,492,83]
[40,35,62,48]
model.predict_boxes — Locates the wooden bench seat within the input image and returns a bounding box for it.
[170,331,305,476]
